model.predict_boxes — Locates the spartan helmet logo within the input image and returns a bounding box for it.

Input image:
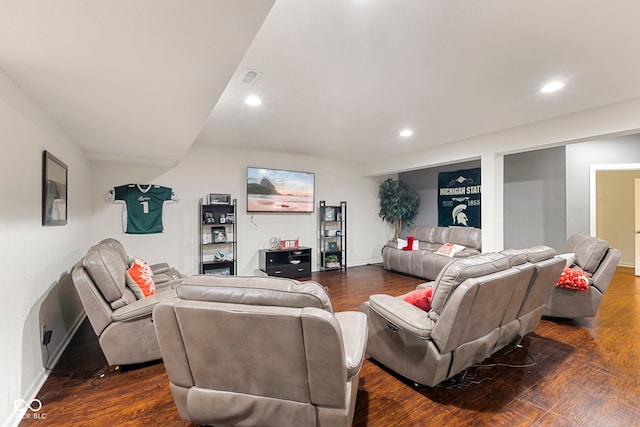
[452,204,469,226]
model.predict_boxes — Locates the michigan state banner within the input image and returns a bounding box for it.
[438,168,481,228]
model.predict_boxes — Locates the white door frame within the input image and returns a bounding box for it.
[589,163,640,270]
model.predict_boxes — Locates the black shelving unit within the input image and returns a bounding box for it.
[318,200,347,271]
[199,198,237,276]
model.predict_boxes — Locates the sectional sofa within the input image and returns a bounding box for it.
[382,225,482,280]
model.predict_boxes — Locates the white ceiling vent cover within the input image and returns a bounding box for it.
[239,69,262,85]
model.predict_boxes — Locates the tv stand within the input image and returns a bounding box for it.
[259,247,311,278]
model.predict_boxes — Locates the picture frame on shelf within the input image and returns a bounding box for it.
[207,193,231,205]
[203,211,215,224]
[225,213,235,223]
[212,227,227,243]
[326,241,338,251]
[324,206,335,222]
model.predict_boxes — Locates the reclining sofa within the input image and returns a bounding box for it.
[382,225,482,280]
[543,234,620,318]
[71,239,184,366]
[361,246,564,386]
[153,275,367,427]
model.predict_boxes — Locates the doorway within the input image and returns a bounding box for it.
[590,163,640,274]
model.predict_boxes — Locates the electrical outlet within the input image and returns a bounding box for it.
[43,329,52,346]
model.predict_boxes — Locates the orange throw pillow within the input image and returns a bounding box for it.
[126,258,156,299]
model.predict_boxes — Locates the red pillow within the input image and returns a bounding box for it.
[556,267,590,292]
[403,287,433,311]
[126,258,156,298]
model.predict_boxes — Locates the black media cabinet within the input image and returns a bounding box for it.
[259,247,311,278]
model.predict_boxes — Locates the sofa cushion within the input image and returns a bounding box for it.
[566,235,609,275]
[176,275,334,313]
[83,244,132,309]
[499,248,529,267]
[429,252,510,316]
[447,226,482,250]
[403,287,433,311]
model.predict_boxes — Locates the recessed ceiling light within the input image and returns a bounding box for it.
[540,81,564,93]
[245,95,262,106]
[399,129,413,137]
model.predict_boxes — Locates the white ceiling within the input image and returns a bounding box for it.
[2,0,640,166]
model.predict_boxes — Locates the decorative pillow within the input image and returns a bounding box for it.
[557,252,576,268]
[403,287,433,312]
[126,258,156,298]
[397,237,419,250]
[556,267,590,292]
[435,242,465,257]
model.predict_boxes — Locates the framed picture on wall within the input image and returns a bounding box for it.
[42,150,68,226]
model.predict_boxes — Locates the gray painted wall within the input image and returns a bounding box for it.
[566,134,640,237]
[503,147,567,252]
[399,160,481,228]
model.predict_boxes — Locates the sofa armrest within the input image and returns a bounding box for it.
[111,288,177,322]
[150,262,171,274]
[335,311,368,378]
[368,294,435,339]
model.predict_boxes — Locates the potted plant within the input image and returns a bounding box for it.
[378,178,420,241]
[325,254,340,268]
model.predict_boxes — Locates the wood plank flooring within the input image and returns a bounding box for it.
[20,265,640,426]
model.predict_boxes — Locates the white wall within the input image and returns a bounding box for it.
[0,71,90,427]
[90,144,389,277]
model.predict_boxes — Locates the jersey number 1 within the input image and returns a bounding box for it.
[141,201,149,214]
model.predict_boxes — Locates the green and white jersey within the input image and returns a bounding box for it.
[114,184,173,234]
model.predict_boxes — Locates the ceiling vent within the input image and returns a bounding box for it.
[239,69,262,85]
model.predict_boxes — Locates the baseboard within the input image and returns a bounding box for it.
[618,261,635,269]
[4,312,86,427]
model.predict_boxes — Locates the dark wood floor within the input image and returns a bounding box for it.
[21,265,640,426]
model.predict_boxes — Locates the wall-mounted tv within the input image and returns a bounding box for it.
[247,167,315,213]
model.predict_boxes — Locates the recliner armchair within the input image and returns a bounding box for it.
[360,252,535,387]
[543,234,620,318]
[153,275,367,427]
[71,241,179,366]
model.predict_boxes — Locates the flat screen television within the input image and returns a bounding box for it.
[247,167,315,213]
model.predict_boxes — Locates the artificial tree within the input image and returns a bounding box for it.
[378,178,420,240]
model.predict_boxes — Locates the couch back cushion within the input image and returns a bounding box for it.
[83,244,133,310]
[447,226,482,250]
[564,234,609,275]
[99,238,130,265]
[176,275,334,313]
[406,226,481,250]
[430,252,510,316]
[407,226,436,242]
[501,245,555,266]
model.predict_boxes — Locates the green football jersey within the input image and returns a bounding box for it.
[114,184,173,234]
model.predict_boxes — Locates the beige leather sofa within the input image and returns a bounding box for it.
[71,240,183,366]
[153,275,368,427]
[361,247,564,387]
[543,234,620,318]
[382,225,482,280]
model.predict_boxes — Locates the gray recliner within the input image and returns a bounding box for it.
[71,242,179,366]
[153,275,368,427]
[543,234,620,318]
[360,252,534,387]
[501,246,566,343]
